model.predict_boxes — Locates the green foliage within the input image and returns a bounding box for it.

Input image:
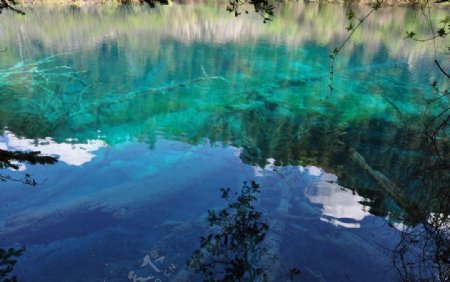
[403,11,450,81]
[437,15,450,38]
[405,30,416,38]
[188,181,299,281]
[345,22,354,31]
[404,16,449,41]
[0,247,25,282]
[122,0,279,23]
[346,9,355,20]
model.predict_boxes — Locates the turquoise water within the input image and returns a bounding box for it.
[0,4,449,282]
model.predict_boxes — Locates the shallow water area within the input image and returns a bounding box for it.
[0,3,449,282]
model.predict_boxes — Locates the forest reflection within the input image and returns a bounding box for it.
[0,3,448,66]
[1,82,447,225]
[0,3,448,225]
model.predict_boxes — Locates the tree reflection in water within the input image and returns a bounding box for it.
[392,118,449,282]
[0,247,25,282]
[188,181,300,282]
[393,206,450,281]
[0,145,58,280]
[0,148,58,185]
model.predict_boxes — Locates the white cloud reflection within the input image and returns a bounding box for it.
[253,160,372,229]
[0,131,107,167]
[305,167,371,228]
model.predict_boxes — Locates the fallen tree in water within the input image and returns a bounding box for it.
[337,139,449,281]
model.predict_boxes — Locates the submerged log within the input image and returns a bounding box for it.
[336,139,423,221]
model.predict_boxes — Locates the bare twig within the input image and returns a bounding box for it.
[0,0,25,15]
[435,59,450,78]
[328,1,382,95]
